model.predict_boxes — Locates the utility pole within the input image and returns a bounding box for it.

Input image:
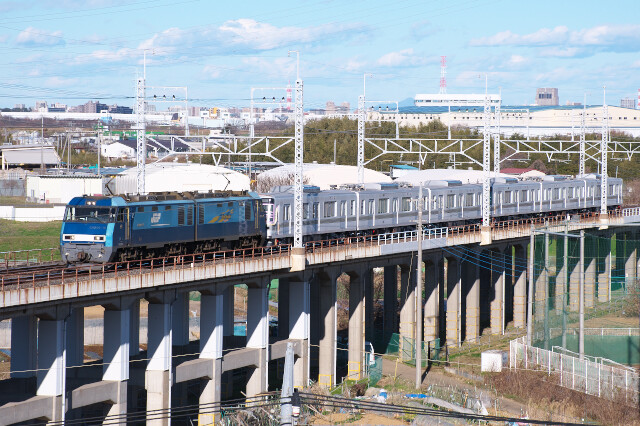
[579,94,586,176]
[357,73,372,185]
[482,74,491,228]
[527,227,534,346]
[333,138,336,164]
[579,230,585,359]
[290,50,304,250]
[136,52,147,194]
[600,87,608,218]
[415,183,423,389]
[493,88,501,174]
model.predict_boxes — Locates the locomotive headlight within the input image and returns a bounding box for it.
[63,234,74,241]
[93,235,106,242]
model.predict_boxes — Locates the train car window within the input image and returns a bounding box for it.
[457,194,463,207]
[187,206,193,226]
[312,202,319,219]
[504,191,511,204]
[392,199,398,213]
[401,197,411,211]
[360,200,365,215]
[377,198,389,214]
[520,190,527,202]
[152,206,158,212]
[367,200,374,215]
[465,193,474,207]
[178,206,185,225]
[303,203,309,219]
[446,194,455,208]
[324,201,336,218]
[117,209,125,222]
[552,188,560,199]
[198,205,205,224]
[340,201,346,217]
[350,200,356,216]
[283,204,291,221]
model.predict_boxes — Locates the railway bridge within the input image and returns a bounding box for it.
[0,211,639,425]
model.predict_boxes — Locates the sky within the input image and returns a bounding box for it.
[0,0,639,110]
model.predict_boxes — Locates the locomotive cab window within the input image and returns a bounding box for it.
[64,206,116,223]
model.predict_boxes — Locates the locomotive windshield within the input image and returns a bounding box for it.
[64,206,116,223]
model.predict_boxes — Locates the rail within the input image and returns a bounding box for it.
[0,211,612,293]
[2,248,60,269]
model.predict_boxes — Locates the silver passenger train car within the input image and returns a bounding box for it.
[260,175,622,245]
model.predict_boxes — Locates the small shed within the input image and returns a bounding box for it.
[0,145,60,170]
[389,164,418,179]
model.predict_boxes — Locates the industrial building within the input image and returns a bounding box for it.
[0,145,60,170]
[535,88,559,106]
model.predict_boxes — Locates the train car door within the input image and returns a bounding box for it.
[239,201,248,236]
[125,208,130,243]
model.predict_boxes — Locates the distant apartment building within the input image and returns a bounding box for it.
[108,105,133,114]
[81,100,108,113]
[325,101,336,114]
[325,101,350,114]
[535,88,559,106]
[35,100,47,112]
[621,97,635,109]
[13,104,26,110]
[47,102,67,112]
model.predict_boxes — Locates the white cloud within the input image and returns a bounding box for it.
[45,76,79,87]
[86,19,368,66]
[507,54,528,66]
[16,27,65,46]
[344,59,366,72]
[377,48,426,67]
[471,24,640,54]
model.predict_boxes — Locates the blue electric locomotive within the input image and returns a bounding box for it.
[61,191,266,263]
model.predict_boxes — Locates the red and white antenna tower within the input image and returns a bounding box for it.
[439,56,447,94]
[286,81,292,110]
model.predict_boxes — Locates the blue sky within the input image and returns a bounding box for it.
[1,0,639,109]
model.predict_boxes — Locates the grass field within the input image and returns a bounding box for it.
[0,219,61,253]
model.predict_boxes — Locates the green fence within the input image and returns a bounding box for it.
[371,333,441,367]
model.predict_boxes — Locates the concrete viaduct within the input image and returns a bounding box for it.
[0,212,639,425]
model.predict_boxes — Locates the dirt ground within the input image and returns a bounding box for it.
[310,412,408,425]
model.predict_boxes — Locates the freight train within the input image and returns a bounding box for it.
[60,174,623,264]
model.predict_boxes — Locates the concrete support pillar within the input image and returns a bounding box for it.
[278,278,290,339]
[146,302,172,426]
[11,315,37,378]
[490,249,505,335]
[424,259,439,343]
[172,292,190,346]
[318,273,336,388]
[598,236,612,303]
[199,292,223,417]
[399,262,415,360]
[446,258,461,347]
[513,245,527,329]
[555,237,567,314]
[464,254,481,342]
[569,238,580,312]
[625,233,637,290]
[130,301,140,357]
[382,266,397,343]
[103,307,130,419]
[289,279,310,389]
[223,286,234,337]
[364,269,374,346]
[36,318,65,423]
[585,254,596,308]
[246,283,268,398]
[65,307,84,368]
[348,272,364,380]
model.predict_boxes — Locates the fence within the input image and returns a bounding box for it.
[510,336,639,403]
